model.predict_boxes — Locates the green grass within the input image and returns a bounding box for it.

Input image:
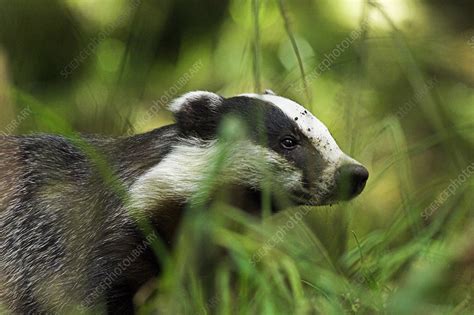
[133,3,473,313]
[1,0,473,314]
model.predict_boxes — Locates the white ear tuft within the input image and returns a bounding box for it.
[263,89,276,95]
[169,91,222,113]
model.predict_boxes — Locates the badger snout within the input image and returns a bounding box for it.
[334,164,369,200]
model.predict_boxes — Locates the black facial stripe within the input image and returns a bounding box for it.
[220,96,328,190]
[220,96,302,140]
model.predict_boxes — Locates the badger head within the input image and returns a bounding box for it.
[130,90,368,215]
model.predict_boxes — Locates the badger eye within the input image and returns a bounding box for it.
[280,137,298,150]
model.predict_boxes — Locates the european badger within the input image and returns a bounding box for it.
[0,90,368,314]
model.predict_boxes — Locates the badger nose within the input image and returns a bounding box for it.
[335,164,369,200]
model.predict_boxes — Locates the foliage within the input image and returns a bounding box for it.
[1,0,473,314]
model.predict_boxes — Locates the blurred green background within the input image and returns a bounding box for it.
[0,0,473,314]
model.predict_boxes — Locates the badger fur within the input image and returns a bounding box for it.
[0,90,368,314]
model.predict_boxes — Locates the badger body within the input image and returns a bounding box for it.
[0,127,179,314]
[0,91,368,314]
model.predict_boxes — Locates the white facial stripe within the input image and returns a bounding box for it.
[240,94,352,165]
[128,139,303,215]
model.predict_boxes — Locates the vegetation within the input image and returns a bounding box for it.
[0,0,473,314]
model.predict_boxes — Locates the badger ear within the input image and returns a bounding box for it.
[169,91,224,138]
[263,89,276,95]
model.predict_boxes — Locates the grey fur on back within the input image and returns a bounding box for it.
[0,125,179,314]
